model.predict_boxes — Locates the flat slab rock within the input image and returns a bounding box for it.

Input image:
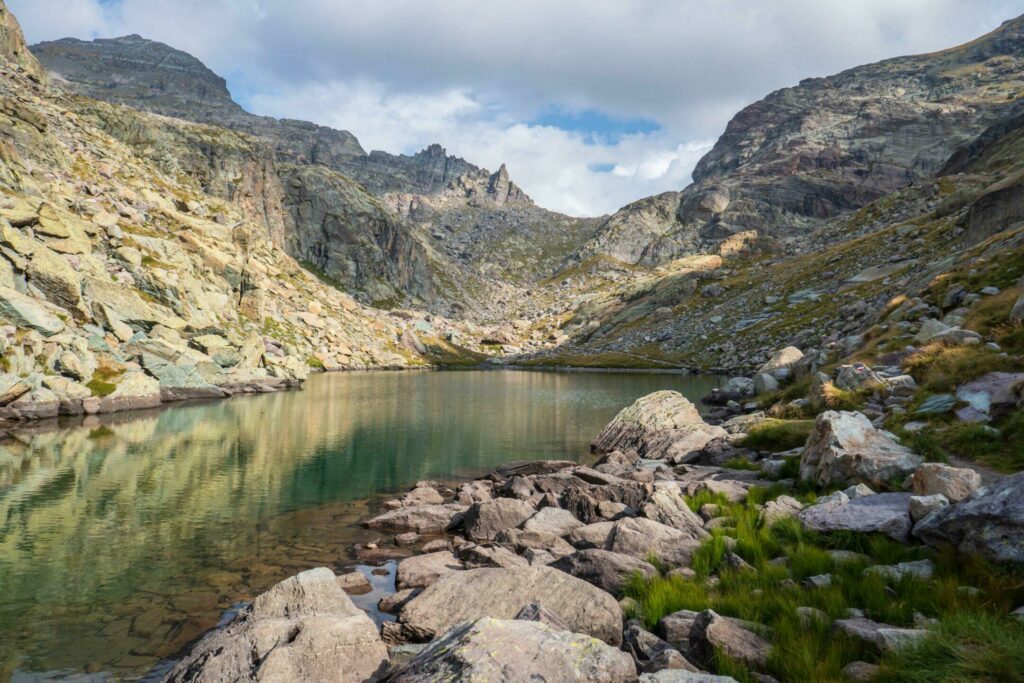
[163,567,387,682]
[382,618,635,682]
[363,504,467,534]
[834,617,928,652]
[397,566,623,646]
[798,492,913,541]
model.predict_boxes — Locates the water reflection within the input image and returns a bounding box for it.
[0,369,721,679]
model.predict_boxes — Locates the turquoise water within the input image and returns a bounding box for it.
[0,369,720,680]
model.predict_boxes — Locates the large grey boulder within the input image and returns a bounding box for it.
[592,391,726,463]
[913,472,1024,564]
[551,549,659,594]
[163,568,387,682]
[954,372,1024,423]
[363,504,467,534]
[464,497,536,541]
[397,566,623,645]
[833,617,928,652]
[798,492,913,541]
[799,411,921,487]
[382,618,636,682]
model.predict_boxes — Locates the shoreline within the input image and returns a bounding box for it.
[0,363,726,432]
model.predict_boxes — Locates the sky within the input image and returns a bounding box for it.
[11,0,1024,217]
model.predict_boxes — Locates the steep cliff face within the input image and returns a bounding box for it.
[0,1,42,82]
[577,15,1024,266]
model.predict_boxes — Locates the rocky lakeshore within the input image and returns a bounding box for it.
[159,389,1024,682]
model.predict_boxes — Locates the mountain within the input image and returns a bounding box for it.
[574,15,1024,267]
[31,34,598,316]
[544,15,1024,373]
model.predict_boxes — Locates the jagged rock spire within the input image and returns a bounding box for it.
[0,0,45,82]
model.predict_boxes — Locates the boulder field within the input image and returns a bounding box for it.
[162,390,1022,681]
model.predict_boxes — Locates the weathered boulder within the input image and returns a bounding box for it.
[955,372,1024,422]
[592,391,726,463]
[642,483,711,541]
[551,549,659,594]
[98,371,162,413]
[640,672,739,682]
[0,286,64,335]
[759,495,804,525]
[799,411,921,487]
[382,618,636,682]
[608,517,703,565]
[689,609,770,669]
[833,617,928,652]
[910,463,982,503]
[395,551,463,590]
[623,621,698,673]
[163,568,387,682]
[363,504,467,534]
[521,506,584,537]
[913,472,1024,564]
[464,497,536,541]
[458,543,529,569]
[798,492,913,541]
[758,346,804,375]
[397,566,623,645]
[909,494,949,523]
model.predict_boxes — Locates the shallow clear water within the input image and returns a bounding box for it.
[0,369,721,680]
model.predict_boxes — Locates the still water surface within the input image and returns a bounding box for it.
[0,369,721,680]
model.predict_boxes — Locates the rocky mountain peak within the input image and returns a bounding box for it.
[31,33,240,115]
[0,0,43,82]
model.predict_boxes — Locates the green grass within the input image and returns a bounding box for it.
[623,486,1024,682]
[723,457,763,471]
[876,611,1024,682]
[306,356,325,369]
[904,345,1024,393]
[739,420,815,452]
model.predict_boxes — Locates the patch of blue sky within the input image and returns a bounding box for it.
[529,106,660,145]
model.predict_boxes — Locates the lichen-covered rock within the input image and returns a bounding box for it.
[913,472,1024,564]
[592,391,726,463]
[689,609,770,669]
[163,568,387,682]
[799,411,921,487]
[382,618,636,682]
[397,566,623,646]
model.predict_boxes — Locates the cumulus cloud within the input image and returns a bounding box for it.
[11,0,1023,215]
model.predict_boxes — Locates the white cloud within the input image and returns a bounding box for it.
[10,0,1024,215]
